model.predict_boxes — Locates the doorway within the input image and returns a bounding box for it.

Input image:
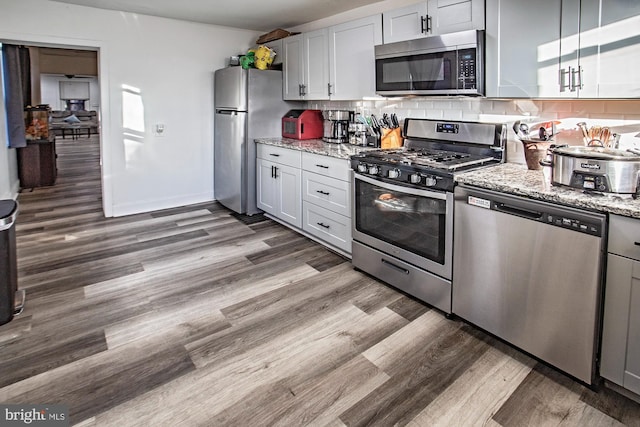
[0,38,110,216]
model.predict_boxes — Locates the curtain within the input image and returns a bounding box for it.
[18,46,31,108]
[1,44,28,148]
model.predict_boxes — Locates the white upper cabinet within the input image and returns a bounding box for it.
[329,15,383,100]
[282,34,305,100]
[283,15,382,100]
[486,0,640,98]
[485,0,563,98]
[580,0,640,98]
[383,0,485,43]
[303,28,330,100]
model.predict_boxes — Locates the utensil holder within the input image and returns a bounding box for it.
[522,139,553,170]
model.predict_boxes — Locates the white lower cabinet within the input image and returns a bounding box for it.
[303,201,352,254]
[601,214,640,396]
[300,153,353,254]
[302,171,350,217]
[256,145,302,228]
[256,144,353,255]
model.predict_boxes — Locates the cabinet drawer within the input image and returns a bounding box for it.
[302,152,350,181]
[302,171,351,217]
[257,144,301,168]
[303,201,352,253]
[609,214,640,260]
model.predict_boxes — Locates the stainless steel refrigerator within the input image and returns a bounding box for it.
[214,67,293,215]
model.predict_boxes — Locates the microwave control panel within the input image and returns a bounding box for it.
[458,48,477,89]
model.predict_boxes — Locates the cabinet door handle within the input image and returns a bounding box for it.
[327,83,333,96]
[271,165,275,178]
[317,222,330,229]
[571,66,584,90]
[298,84,302,97]
[316,190,330,195]
[273,166,278,178]
[300,84,306,96]
[269,153,280,157]
[315,164,329,169]
[421,15,432,33]
[559,67,572,92]
[634,242,640,246]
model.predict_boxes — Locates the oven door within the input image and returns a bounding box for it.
[352,173,453,280]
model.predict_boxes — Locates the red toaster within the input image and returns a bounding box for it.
[282,109,323,140]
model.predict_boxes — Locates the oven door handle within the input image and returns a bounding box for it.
[381,258,410,275]
[354,173,448,200]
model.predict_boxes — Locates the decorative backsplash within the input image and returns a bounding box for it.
[306,98,640,164]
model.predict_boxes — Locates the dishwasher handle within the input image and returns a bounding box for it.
[494,202,544,221]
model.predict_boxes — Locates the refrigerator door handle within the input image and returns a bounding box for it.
[216,110,238,115]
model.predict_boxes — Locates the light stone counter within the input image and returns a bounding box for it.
[254,138,376,160]
[455,163,640,219]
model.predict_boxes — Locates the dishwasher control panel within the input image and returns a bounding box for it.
[466,191,605,238]
[544,213,602,237]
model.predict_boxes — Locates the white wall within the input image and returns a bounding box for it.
[0,0,259,216]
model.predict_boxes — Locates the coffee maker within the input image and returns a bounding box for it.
[322,110,353,143]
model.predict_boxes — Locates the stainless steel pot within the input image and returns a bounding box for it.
[540,146,640,194]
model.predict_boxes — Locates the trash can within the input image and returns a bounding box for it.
[0,200,23,326]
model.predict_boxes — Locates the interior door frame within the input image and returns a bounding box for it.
[0,32,112,217]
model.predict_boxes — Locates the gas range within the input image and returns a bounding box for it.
[351,119,507,192]
[351,118,507,314]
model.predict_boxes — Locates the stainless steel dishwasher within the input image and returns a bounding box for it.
[453,185,606,384]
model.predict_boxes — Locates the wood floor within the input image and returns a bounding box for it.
[1,135,640,426]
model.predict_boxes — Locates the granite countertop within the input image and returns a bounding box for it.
[456,163,640,219]
[255,138,376,160]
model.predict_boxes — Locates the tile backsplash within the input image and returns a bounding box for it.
[306,98,640,164]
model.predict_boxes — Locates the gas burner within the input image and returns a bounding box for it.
[351,119,506,191]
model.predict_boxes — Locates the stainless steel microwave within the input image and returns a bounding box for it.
[374,29,484,96]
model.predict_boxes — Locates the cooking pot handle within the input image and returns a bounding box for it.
[539,159,553,167]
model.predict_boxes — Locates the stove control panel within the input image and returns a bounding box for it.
[350,158,454,192]
[436,123,459,134]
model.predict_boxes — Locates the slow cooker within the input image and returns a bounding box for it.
[541,145,640,195]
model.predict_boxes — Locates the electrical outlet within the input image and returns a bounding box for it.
[154,123,165,137]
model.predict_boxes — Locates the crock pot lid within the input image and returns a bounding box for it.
[552,146,640,161]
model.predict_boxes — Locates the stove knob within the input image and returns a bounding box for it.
[388,169,401,179]
[409,173,422,184]
[368,165,380,175]
[357,163,368,173]
[424,176,437,187]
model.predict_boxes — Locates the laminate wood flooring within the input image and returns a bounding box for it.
[1,135,640,426]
